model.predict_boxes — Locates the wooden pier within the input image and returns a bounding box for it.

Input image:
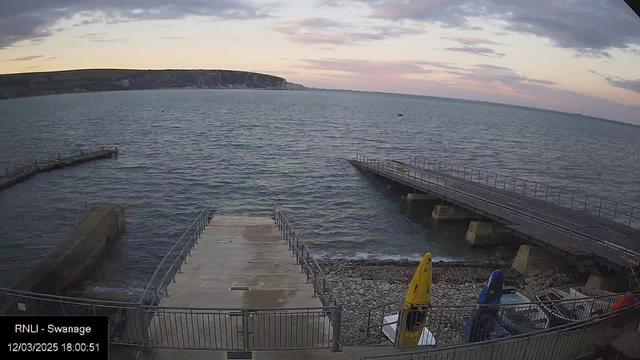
[0,148,118,190]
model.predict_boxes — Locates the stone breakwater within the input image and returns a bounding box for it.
[320,259,591,346]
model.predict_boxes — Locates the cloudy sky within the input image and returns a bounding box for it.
[1,0,640,124]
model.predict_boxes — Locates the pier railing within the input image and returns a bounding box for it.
[365,290,637,350]
[140,203,214,306]
[363,301,640,360]
[0,147,118,190]
[354,156,640,269]
[273,203,340,309]
[407,156,639,229]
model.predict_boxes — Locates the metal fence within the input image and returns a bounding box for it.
[140,203,213,306]
[0,287,341,351]
[363,302,640,360]
[1,147,118,188]
[0,287,149,347]
[408,156,639,229]
[273,203,340,309]
[354,156,640,269]
[365,290,638,351]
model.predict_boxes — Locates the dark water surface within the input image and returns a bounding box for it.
[1,89,639,294]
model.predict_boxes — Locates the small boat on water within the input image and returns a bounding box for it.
[499,290,549,334]
[535,288,607,326]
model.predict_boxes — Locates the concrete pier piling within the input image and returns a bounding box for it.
[431,205,478,221]
[511,244,567,275]
[464,221,519,246]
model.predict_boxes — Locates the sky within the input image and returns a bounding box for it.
[1,1,640,124]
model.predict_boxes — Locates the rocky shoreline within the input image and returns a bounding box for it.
[319,259,592,346]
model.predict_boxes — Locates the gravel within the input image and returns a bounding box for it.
[319,259,591,346]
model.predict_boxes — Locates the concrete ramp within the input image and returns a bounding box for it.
[148,216,332,350]
[158,217,322,309]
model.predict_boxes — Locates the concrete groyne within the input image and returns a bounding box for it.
[13,204,125,294]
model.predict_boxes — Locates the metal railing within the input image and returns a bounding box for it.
[365,290,637,350]
[354,156,640,269]
[363,301,640,360]
[408,156,639,229]
[273,203,340,309]
[0,287,341,351]
[1,147,118,188]
[0,287,149,347]
[140,203,214,306]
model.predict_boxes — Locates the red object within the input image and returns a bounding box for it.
[610,293,638,328]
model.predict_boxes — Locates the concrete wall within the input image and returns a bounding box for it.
[13,204,125,294]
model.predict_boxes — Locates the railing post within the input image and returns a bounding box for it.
[630,208,635,227]
[598,198,603,217]
[140,306,150,349]
[300,244,305,273]
[584,195,588,211]
[332,306,342,352]
[242,309,249,352]
[613,203,618,222]
[312,264,318,298]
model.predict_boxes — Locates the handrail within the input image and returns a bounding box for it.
[354,155,640,267]
[363,301,640,359]
[409,155,639,229]
[139,203,213,305]
[272,203,339,308]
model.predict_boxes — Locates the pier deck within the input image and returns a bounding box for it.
[351,156,640,270]
[0,148,118,190]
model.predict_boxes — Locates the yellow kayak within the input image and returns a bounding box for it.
[400,252,432,346]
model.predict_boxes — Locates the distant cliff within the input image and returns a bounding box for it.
[0,69,307,100]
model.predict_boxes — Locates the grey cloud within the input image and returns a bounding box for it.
[273,17,423,45]
[74,33,125,43]
[606,77,640,94]
[0,0,270,49]
[446,63,556,88]
[445,37,500,46]
[323,0,640,57]
[445,46,506,57]
[416,61,467,71]
[4,55,44,62]
[298,58,437,76]
[475,64,512,71]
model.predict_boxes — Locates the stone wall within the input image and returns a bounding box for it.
[13,204,125,294]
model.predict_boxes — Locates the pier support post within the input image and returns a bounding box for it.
[511,244,566,275]
[406,193,440,208]
[431,205,478,221]
[464,221,521,246]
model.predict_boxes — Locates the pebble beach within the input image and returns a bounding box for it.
[320,259,593,346]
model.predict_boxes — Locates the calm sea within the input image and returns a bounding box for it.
[1,89,639,294]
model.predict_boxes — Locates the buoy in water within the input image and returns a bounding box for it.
[398,114,404,116]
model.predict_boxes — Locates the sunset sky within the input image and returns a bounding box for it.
[1,1,640,124]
